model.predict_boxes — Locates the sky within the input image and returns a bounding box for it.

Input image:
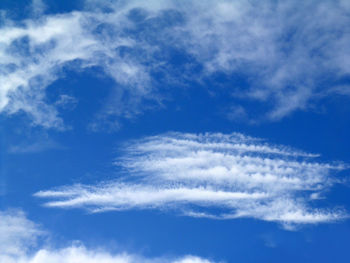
[0,0,350,262]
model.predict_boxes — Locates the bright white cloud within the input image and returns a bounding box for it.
[1,0,350,128]
[0,209,216,263]
[35,132,348,229]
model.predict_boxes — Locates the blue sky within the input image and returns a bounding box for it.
[1,0,350,262]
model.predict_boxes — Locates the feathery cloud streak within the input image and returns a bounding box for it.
[1,1,350,128]
[35,132,348,229]
[0,209,216,263]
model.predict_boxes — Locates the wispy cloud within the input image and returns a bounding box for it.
[8,139,65,154]
[30,0,46,17]
[0,6,153,129]
[35,132,348,229]
[182,0,350,120]
[1,1,350,128]
[0,209,216,263]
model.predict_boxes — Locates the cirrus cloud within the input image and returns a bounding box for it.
[35,132,348,229]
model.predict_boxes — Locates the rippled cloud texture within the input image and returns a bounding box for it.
[1,0,350,128]
[36,132,348,229]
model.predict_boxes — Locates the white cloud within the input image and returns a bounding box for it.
[0,209,217,263]
[0,7,153,129]
[35,132,348,229]
[35,183,268,211]
[0,210,44,258]
[1,0,350,128]
[180,0,350,119]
